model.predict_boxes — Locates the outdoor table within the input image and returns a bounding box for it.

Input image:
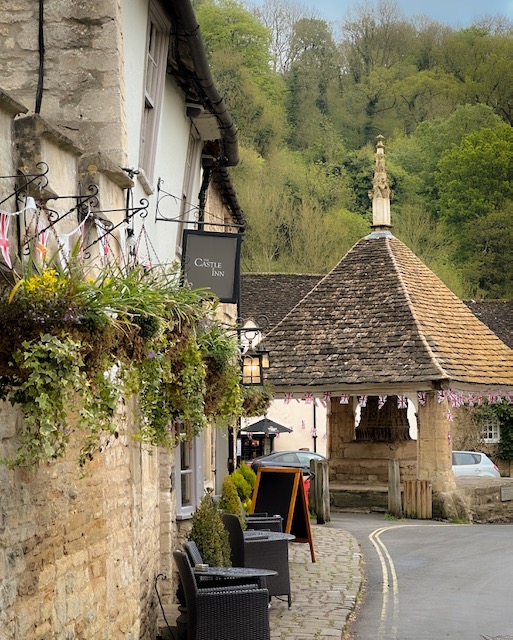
[193,566,277,579]
[244,531,295,542]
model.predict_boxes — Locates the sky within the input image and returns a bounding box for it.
[252,0,513,28]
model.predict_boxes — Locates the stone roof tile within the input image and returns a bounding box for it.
[263,235,513,390]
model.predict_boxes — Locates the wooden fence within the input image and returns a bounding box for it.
[403,479,433,519]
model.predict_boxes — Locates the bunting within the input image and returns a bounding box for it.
[339,394,349,404]
[378,395,387,409]
[358,395,367,408]
[0,213,12,268]
[417,391,427,406]
[397,395,408,409]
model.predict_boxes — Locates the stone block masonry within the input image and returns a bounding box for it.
[0,399,165,640]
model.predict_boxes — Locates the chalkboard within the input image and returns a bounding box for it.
[252,467,316,562]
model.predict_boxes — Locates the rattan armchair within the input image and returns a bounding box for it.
[222,513,292,607]
[173,550,270,640]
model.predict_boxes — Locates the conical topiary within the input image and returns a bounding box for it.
[189,490,231,567]
[219,475,246,528]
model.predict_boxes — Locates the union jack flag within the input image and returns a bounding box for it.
[417,391,427,406]
[446,409,454,422]
[358,395,367,408]
[304,393,316,405]
[301,420,306,430]
[436,390,446,403]
[339,394,349,404]
[467,393,475,407]
[397,395,408,409]
[378,395,387,409]
[0,212,12,268]
[321,391,331,406]
[284,392,293,404]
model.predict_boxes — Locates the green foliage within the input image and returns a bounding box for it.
[219,475,246,527]
[241,383,273,417]
[0,262,245,468]
[237,461,256,493]
[189,491,232,566]
[197,2,513,296]
[229,462,256,513]
[495,403,513,461]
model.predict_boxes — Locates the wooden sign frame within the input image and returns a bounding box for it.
[251,467,316,562]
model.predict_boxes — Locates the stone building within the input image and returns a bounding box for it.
[0,1,244,638]
[261,136,513,517]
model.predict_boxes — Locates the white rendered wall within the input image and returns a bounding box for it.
[242,400,328,456]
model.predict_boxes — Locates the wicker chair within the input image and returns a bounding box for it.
[246,514,283,532]
[173,550,270,640]
[222,513,292,607]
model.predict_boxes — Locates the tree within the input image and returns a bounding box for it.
[247,0,319,72]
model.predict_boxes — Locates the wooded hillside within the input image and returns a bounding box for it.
[194,0,513,299]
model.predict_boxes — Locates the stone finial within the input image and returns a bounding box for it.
[369,134,392,230]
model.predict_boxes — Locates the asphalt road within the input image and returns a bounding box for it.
[331,512,513,640]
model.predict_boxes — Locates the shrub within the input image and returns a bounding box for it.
[189,491,231,567]
[219,475,246,528]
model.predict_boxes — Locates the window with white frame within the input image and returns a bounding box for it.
[139,2,169,188]
[175,433,204,519]
[481,415,501,443]
[176,127,201,257]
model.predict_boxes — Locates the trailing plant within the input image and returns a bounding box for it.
[0,258,244,468]
[189,490,232,567]
[241,382,273,417]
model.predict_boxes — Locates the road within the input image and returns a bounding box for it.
[331,512,513,640]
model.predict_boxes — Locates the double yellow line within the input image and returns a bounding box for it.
[369,523,456,639]
[370,526,400,640]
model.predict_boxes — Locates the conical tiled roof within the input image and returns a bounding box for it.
[263,232,513,392]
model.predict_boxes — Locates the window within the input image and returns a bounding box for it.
[139,2,169,188]
[481,416,501,443]
[176,128,201,257]
[175,433,204,519]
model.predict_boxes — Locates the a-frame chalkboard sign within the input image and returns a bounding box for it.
[251,467,315,562]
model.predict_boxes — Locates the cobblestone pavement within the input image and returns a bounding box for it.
[268,524,362,640]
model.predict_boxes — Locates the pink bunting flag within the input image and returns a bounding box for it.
[304,393,316,405]
[0,212,12,268]
[37,220,48,258]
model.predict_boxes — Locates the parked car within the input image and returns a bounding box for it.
[452,451,500,478]
[251,450,326,474]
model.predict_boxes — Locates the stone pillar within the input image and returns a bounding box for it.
[417,393,455,492]
[328,398,355,459]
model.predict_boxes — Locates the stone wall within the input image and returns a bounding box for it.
[0,95,175,640]
[0,0,127,166]
[328,398,417,484]
[0,399,167,640]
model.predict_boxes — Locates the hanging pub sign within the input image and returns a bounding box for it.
[181,230,242,303]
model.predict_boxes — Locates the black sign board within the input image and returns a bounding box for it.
[251,467,316,562]
[181,230,242,303]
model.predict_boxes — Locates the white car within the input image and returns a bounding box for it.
[452,450,500,478]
